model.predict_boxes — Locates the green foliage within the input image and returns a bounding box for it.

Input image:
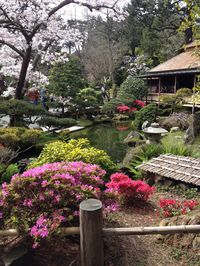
[29,138,118,176]
[162,132,192,156]
[48,55,87,98]
[176,88,192,98]
[0,146,17,164]
[1,164,19,183]
[162,142,192,156]
[76,87,101,105]
[132,103,160,129]
[38,116,76,130]
[140,144,163,160]
[0,99,45,117]
[0,164,6,175]
[159,94,177,105]
[118,76,147,101]
[0,127,42,149]
[160,89,192,113]
[126,144,163,180]
[58,129,70,142]
[101,98,128,113]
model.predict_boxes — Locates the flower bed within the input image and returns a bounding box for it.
[159,198,199,218]
[0,161,109,247]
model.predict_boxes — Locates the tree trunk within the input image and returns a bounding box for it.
[15,45,32,99]
[61,104,65,117]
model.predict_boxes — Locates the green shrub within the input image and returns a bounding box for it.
[102,99,127,114]
[132,103,160,129]
[176,88,192,98]
[38,116,76,130]
[0,127,42,149]
[0,99,45,117]
[118,76,147,100]
[29,138,118,176]
[162,132,192,156]
[1,164,19,183]
[141,144,163,160]
[0,164,6,175]
[162,142,192,156]
[58,129,70,142]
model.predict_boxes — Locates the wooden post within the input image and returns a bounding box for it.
[158,77,161,108]
[174,76,177,94]
[192,75,196,114]
[80,199,104,266]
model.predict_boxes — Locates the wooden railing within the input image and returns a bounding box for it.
[2,198,200,266]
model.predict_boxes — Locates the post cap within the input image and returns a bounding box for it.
[80,199,102,211]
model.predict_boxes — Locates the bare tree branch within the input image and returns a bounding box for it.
[49,0,119,18]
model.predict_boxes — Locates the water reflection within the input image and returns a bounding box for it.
[71,121,131,163]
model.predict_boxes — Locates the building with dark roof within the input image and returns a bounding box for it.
[140,41,200,102]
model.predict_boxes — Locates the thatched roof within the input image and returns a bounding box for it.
[138,154,200,186]
[140,41,200,77]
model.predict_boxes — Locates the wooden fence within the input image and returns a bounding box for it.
[2,198,200,266]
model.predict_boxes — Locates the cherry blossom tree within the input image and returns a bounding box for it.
[0,0,124,99]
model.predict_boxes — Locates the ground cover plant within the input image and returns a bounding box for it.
[159,198,199,218]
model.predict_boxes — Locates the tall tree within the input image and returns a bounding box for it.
[0,0,123,99]
[81,15,128,95]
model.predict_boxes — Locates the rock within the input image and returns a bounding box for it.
[163,179,173,188]
[184,113,200,144]
[141,121,149,131]
[178,183,187,191]
[189,215,200,225]
[180,216,191,225]
[170,126,179,132]
[123,131,145,147]
[151,122,159,128]
[192,237,200,249]
[122,146,143,166]
[159,219,170,227]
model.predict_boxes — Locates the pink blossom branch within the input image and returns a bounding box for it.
[0,40,24,57]
[0,6,30,40]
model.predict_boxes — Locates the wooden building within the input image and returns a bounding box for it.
[140,41,200,102]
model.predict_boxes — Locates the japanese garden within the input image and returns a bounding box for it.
[0,0,200,265]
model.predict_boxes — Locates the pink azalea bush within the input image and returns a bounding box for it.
[106,173,155,204]
[117,105,130,113]
[134,99,145,108]
[159,198,199,218]
[0,161,112,248]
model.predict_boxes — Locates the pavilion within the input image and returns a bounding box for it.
[140,41,200,102]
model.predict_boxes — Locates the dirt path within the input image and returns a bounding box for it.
[104,191,200,266]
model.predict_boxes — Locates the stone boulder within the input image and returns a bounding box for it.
[123,131,145,147]
[184,113,200,144]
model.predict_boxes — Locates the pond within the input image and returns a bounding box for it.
[71,121,132,163]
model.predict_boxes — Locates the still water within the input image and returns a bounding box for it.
[71,121,131,163]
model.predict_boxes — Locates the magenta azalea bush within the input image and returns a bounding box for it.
[0,161,111,248]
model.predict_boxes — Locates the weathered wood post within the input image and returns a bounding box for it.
[80,199,104,266]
